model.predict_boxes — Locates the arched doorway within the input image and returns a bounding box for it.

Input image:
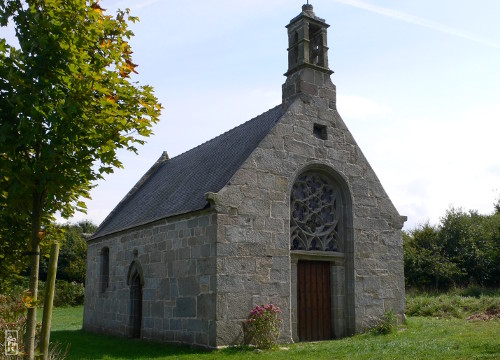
[290,167,354,341]
[127,260,144,338]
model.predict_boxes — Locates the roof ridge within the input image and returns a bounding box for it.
[167,104,282,161]
[91,104,284,239]
[91,151,170,239]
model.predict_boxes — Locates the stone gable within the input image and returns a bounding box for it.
[209,67,405,343]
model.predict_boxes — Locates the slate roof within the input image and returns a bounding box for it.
[92,104,285,239]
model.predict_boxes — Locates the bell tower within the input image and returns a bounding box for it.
[282,4,336,108]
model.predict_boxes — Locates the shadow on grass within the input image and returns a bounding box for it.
[51,329,212,359]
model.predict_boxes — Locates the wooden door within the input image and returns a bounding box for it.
[297,260,331,341]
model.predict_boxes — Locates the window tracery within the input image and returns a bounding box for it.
[290,173,341,252]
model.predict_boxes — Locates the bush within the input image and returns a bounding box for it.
[39,280,85,307]
[0,292,70,359]
[246,304,283,349]
[0,292,40,358]
[55,281,84,307]
[2,278,84,308]
[369,310,397,335]
[404,206,500,290]
[456,286,500,298]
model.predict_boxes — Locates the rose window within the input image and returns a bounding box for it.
[290,173,341,252]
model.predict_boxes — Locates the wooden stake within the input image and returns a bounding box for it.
[39,243,60,359]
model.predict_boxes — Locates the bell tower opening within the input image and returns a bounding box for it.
[285,4,332,77]
[309,23,324,66]
[282,4,336,108]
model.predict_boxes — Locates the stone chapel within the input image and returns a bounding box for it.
[83,4,407,348]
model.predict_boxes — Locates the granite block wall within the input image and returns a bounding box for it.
[83,211,217,348]
[210,66,405,343]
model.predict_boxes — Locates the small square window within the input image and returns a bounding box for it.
[313,124,327,140]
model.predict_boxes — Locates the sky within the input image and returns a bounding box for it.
[3,0,500,230]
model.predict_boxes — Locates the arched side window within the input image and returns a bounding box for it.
[100,247,109,292]
[127,260,144,338]
[290,172,343,252]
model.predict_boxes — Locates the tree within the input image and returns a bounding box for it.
[404,205,500,290]
[39,221,95,284]
[0,1,161,357]
[403,223,462,290]
[440,208,500,287]
[0,208,30,292]
[57,221,95,283]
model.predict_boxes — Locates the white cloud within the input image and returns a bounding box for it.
[370,105,500,229]
[334,94,500,229]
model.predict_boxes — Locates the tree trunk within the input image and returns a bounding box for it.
[40,243,59,359]
[25,239,40,359]
[25,202,42,360]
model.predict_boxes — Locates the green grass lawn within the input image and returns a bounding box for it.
[44,306,500,359]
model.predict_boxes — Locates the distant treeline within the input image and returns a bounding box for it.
[404,201,500,290]
[0,221,95,294]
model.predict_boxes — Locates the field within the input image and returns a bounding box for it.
[45,301,500,360]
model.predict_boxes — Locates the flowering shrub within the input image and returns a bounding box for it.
[246,304,283,349]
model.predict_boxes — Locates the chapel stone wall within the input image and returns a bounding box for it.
[212,66,405,344]
[83,211,218,348]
